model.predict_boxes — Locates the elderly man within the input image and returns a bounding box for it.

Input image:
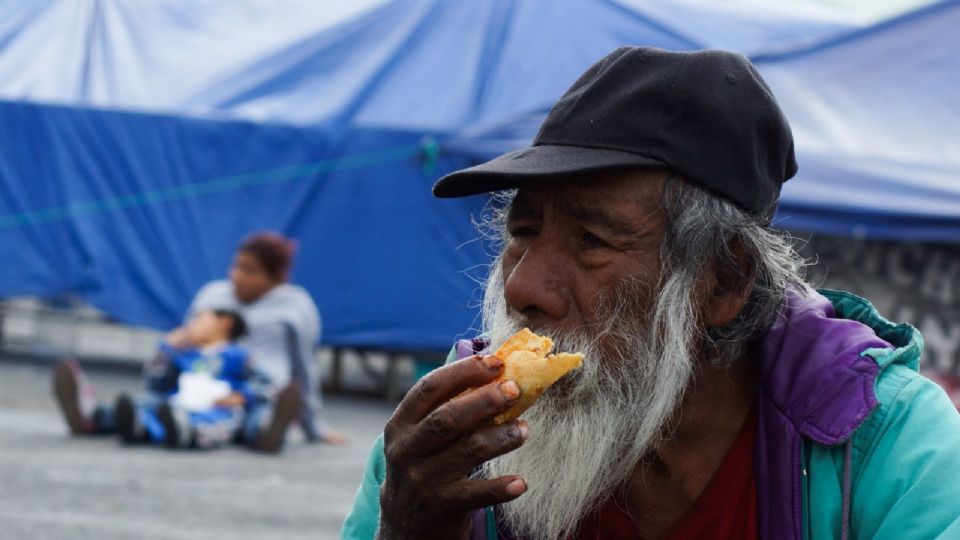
[342,48,960,539]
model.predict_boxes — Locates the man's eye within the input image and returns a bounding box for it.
[580,231,610,249]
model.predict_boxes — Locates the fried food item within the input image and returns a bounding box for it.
[488,328,583,424]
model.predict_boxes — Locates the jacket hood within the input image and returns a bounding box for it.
[754,287,921,446]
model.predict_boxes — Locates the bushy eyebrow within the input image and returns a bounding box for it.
[506,193,643,238]
[506,193,541,223]
[557,199,639,237]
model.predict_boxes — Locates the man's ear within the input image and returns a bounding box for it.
[703,237,753,328]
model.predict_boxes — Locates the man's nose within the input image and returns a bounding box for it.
[502,240,569,325]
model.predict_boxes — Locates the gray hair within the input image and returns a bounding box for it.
[659,175,806,366]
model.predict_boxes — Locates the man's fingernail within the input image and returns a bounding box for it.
[506,478,527,496]
[500,380,520,400]
[516,421,530,440]
[483,356,503,369]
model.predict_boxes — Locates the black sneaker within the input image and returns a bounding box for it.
[52,359,94,435]
[256,385,302,454]
[114,394,137,444]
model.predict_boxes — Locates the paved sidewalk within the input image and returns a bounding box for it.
[0,361,394,540]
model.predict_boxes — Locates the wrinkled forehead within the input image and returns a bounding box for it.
[506,168,671,224]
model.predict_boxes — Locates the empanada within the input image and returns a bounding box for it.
[489,328,583,424]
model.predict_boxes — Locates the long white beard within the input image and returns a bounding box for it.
[479,261,697,540]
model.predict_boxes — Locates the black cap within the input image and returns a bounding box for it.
[433,47,798,217]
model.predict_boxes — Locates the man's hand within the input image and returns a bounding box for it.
[214,391,246,408]
[377,355,530,540]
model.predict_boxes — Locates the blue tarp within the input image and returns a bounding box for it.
[758,2,960,241]
[0,0,955,350]
[0,100,487,350]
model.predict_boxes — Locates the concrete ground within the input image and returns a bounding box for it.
[0,359,395,540]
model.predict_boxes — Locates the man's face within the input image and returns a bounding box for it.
[482,169,699,540]
[500,168,669,355]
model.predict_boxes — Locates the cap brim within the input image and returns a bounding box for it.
[433,144,666,198]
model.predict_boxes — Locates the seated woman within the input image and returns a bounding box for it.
[53,231,344,448]
[188,231,345,444]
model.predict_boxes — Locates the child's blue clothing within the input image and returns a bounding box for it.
[136,341,271,448]
[146,342,263,401]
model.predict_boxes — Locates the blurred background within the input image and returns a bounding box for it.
[0,1,957,539]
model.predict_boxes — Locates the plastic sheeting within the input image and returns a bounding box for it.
[0,0,386,116]
[0,100,489,350]
[0,0,859,126]
[760,1,960,241]
[0,0,956,350]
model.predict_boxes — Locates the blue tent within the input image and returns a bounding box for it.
[0,0,955,351]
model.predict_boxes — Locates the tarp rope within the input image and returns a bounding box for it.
[0,143,422,230]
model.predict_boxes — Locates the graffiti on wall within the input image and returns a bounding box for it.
[798,235,960,374]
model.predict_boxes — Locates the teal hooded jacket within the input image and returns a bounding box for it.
[342,290,960,539]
